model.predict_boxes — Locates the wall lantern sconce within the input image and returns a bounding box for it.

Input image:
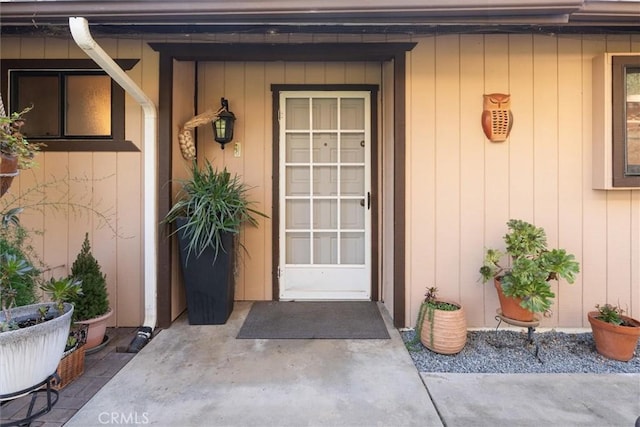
[212,98,236,149]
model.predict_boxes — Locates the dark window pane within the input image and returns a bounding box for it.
[65,75,111,136]
[17,75,60,137]
[626,68,640,174]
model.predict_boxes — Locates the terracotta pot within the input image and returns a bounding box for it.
[494,279,535,322]
[75,309,113,350]
[0,153,19,198]
[420,301,467,355]
[588,311,640,362]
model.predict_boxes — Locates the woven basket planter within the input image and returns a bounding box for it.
[52,324,88,390]
[52,345,86,390]
[420,301,467,355]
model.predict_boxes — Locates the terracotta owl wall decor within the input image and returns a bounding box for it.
[482,93,513,142]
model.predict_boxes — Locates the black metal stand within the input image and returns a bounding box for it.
[0,374,60,427]
[494,309,543,363]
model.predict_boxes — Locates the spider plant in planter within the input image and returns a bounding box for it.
[588,303,640,362]
[414,287,467,355]
[163,159,266,325]
[479,219,580,322]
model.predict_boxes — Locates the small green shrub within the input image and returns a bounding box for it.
[68,233,109,321]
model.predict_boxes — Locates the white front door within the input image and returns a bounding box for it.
[279,91,372,300]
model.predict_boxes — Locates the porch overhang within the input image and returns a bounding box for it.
[1,0,638,35]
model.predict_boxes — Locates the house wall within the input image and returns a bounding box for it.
[406,33,640,329]
[0,35,158,327]
[3,32,639,329]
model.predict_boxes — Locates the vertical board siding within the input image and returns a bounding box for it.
[407,38,437,327]
[482,35,511,325]
[1,36,147,327]
[434,35,462,305]
[557,35,585,327]
[581,36,609,320]
[408,33,640,328]
[5,31,638,329]
[196,61,382,304]
[459,35,486,326]
[170,59,195,321]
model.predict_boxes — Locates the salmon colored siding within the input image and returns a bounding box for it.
[2,32,638,329]
[0,36,157,327]
[406,33,640,328]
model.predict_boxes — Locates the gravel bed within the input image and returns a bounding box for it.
[401,329,640,373]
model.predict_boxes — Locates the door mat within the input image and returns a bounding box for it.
[236,301,390,339]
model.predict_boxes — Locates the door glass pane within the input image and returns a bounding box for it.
[341,133,365,163]
[313,133,337,163]
[626,68,640,173]
[286,232,310,264]
[286,166,310,196]
[340,166,364,196]
[312,98,337,130]
[313,166,337,196]
[286,98,309,129]
[313,199,337,229]
[341,232,364,264]
[286,134,310,163]
[340,98,364,130]
[17,75,60,138]
[340,200,364,229]
[286,200,310,229]
[65,75,111,136]
[313,232,337,264]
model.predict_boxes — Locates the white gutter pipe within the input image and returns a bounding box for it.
[69,17,157,349]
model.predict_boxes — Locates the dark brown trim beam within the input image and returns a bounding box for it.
[393,52,407,328]
[152,42,415,328]
[148,43,416,63]
[156,52,174,329]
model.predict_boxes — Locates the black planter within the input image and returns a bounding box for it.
[176,218,236,325]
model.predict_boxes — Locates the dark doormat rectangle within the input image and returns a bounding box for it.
[236,301,390,339]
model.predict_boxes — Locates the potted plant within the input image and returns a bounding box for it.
[0,251,80,396]
[0,214,39,307]
[479,219,580,322]
[415,287,467,355]
[0,102,43,197]
[588,303,640,362]
[40,277,88,389]
[68,233,112,350]
[163,159,266,325]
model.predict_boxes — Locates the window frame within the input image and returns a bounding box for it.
[612,55,640,188]
[1,59,140,152]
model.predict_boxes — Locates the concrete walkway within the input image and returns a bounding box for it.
[423,373,640,427]
[66,302,441,427]
[66,302,640,427]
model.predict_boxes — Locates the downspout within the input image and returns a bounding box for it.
[69,17,157,352]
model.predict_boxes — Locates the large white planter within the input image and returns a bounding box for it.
[0,303,73,397]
